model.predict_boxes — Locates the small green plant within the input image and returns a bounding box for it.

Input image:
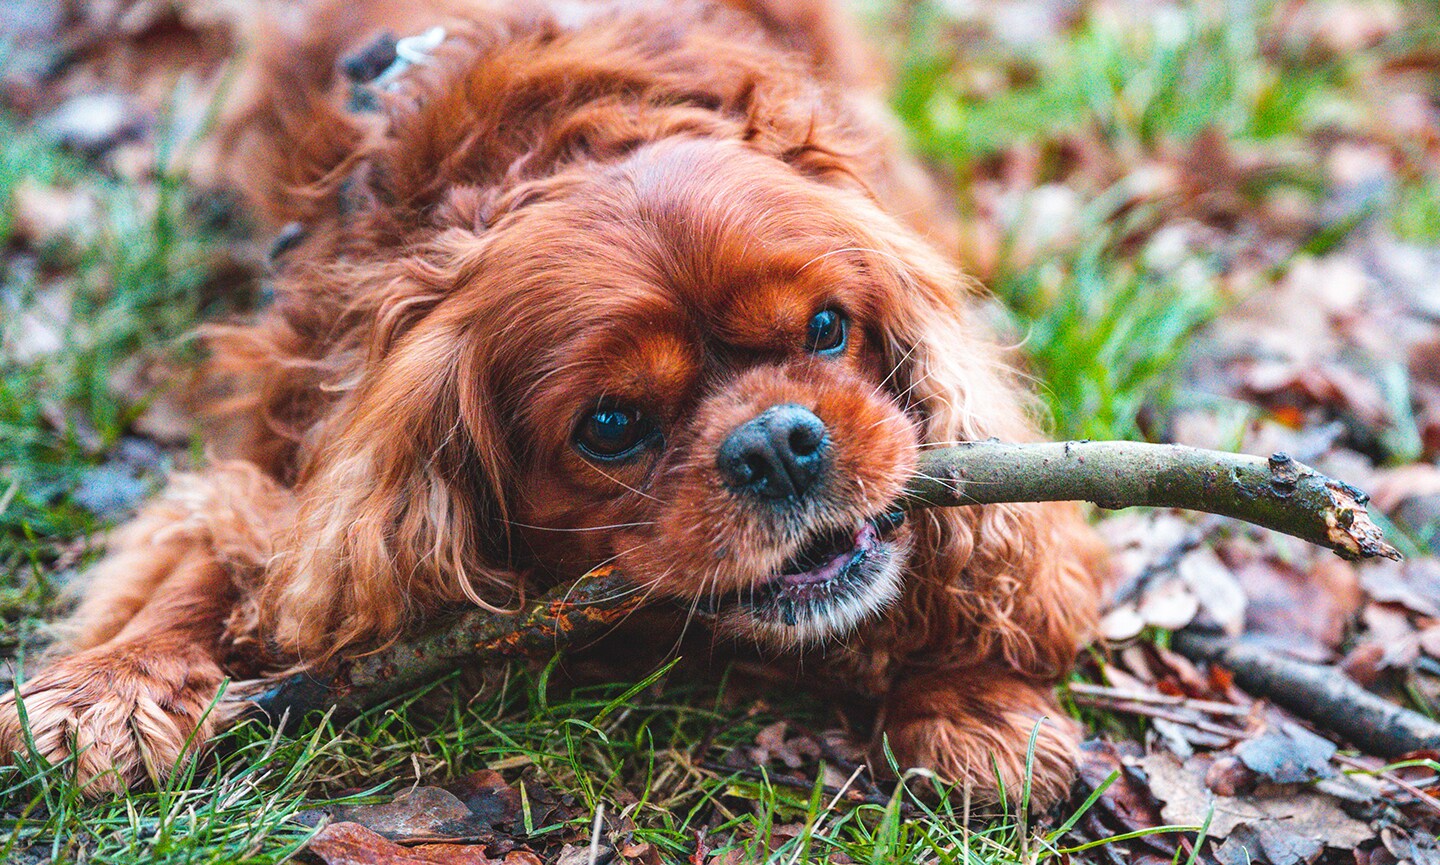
[1390,176,1440,243]
[0,110,226,646]
[892,0,1342,171]
[991,196,1220,441]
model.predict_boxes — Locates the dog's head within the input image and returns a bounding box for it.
[494,139,930,645]
[264,135,1039,660]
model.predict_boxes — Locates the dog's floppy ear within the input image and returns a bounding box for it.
[877,242,1103,680]
[871,233,1037,444]
[260,303,518,666]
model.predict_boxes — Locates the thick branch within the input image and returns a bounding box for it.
[1172,629,1440,758]
[230,441,1398,724]
[903,441,1398,561]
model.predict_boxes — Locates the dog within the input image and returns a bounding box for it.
[0,0,1107,806]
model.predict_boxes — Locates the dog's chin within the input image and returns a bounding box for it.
[713,512,910,647]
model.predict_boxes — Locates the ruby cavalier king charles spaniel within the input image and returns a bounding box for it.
[0,0,1108,806]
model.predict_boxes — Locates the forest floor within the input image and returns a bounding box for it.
[3,0,1440,862]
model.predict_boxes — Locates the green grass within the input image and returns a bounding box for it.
[1391,177,1440,243]
[0,109,228,651]
[991,200,1220,441]
[2,0,1437,859]
[891,0,1346,172]
[2,664,1155,863]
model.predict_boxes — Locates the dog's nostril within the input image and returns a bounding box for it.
[789,422,823,457]
[717,404,830,501]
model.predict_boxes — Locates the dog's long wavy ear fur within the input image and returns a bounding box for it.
[259,306,518,667]
[877,236,1105,681]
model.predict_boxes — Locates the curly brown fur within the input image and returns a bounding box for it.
[0,0,1106,805]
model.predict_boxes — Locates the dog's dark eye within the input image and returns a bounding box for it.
[805,308,848,355]
[575,404,655,460]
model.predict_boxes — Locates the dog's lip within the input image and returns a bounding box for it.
[694,509,905,620]
[763,509,906,589]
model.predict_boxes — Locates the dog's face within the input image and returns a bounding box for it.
[442,137,947,646]
[284,135,1008,656]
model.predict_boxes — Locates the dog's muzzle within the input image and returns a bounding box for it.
[702,509,909,644]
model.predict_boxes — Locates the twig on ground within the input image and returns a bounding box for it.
[1172,630,1440,759]
[229,568,643,726]
[1067,693,1249,740]
[229,441,1399,725]
[1067,682,1252,718]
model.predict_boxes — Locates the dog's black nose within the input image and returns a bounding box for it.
[717,404,829,501]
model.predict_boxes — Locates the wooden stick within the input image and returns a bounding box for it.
[228,567,643,726]
[228,441,1398,723]
[1068,694,1249,739]
[1172,630,1440,759]
[904,441,1398,561]
[1067,682,1252,717]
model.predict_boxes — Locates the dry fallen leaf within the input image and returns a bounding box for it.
[1369,463,1440,513]
[618,840,662,865]
[1137,579,1202,632]
[1362,559,1440,619]
[1419,625,1440,660]
[38,92,146,157]
[1234,556,1361,661]
[307,822,513,865]
[446,770,526,834]
[554,843,614,865]
[11,179,96,247]
[1273,0,1405,57]
[1380,825,1440,864]
[1141,750,1372,847]
[1233,724,1336,785]
[1213,821,1322,865]
[1066,740,1179,864]
[1242,361,1390,431]
[1100,604,1147,643]
[1177,547,1247,636]
[1343,603,1422,686]
[323,788,477,840]
[748,721,820,770]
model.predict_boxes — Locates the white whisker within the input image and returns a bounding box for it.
[503,520,656,532]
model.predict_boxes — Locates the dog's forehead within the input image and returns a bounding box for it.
[481,138,886,407]
[589,138,869,317]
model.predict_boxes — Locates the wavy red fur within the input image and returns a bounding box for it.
[0,0,1108,806]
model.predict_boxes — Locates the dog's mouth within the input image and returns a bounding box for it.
[761,510,904,613]
[704,510,908,643]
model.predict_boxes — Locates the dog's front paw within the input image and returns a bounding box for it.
[882,672,1081,809]
[0,642,225,795]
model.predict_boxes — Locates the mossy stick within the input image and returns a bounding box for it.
[231,440,1397,723]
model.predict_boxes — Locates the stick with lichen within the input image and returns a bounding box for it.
[229,440,1398,724]
[230,567,642,726]
[903,440,1398,561]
